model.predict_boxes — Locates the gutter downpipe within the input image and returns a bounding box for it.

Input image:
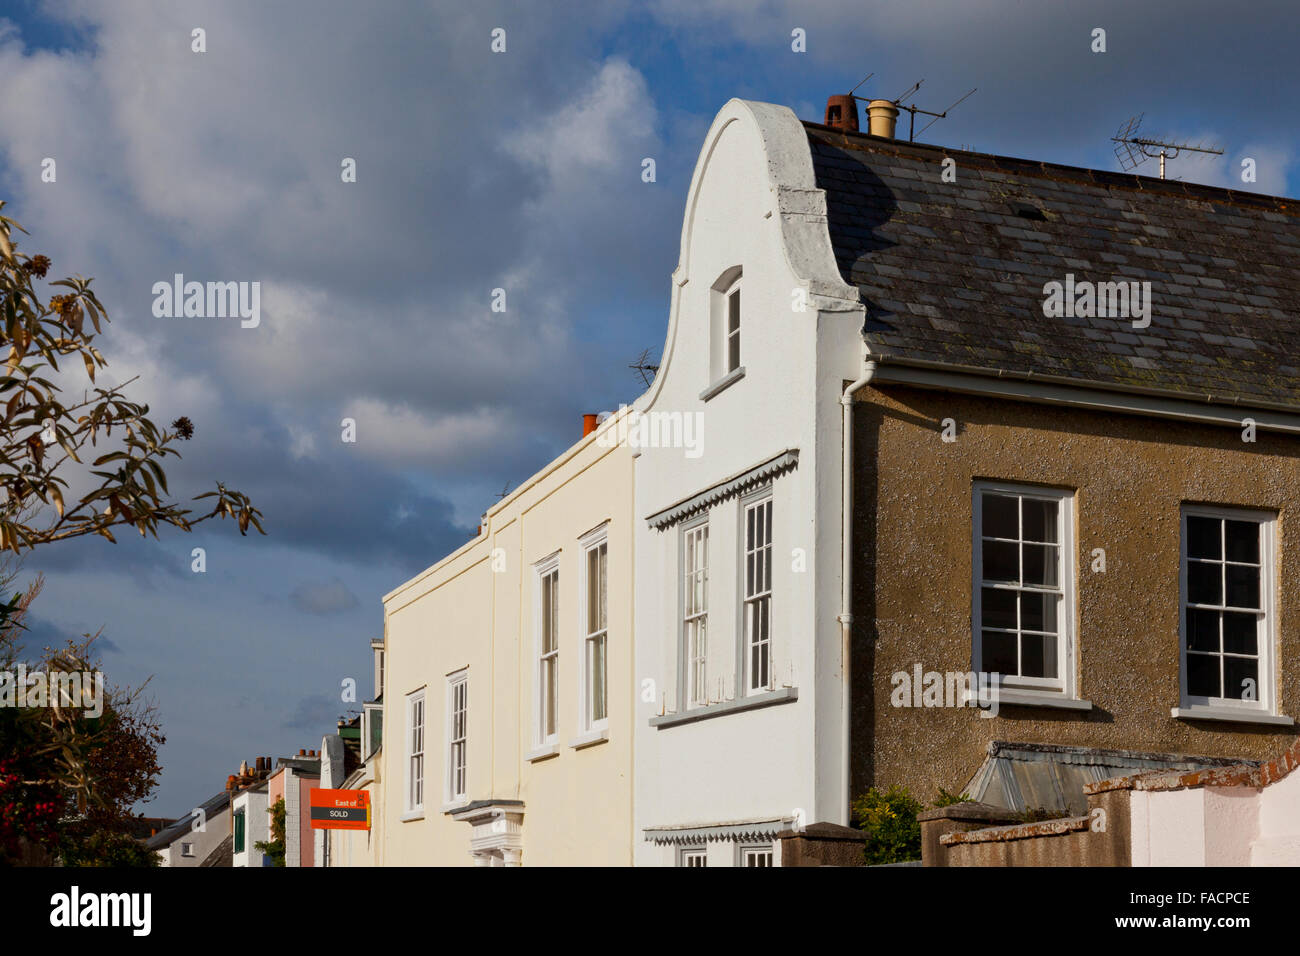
[839,357,878,826]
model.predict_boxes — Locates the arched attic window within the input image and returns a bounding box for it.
[705,267,744,397]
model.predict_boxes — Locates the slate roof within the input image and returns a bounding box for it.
[806,123,1300,411]
[199,834,233,867]
[144,789,231,850]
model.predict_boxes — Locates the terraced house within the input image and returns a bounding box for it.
[380,410,635,865]
[807,97,1300,816]
[633,93,1300,864]
[374,92,1300,866]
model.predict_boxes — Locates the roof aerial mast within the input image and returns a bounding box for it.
[1111,114,1223,180]
[852,79,977,142]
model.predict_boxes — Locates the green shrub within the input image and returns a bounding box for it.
[851,786,974,864]
[254,797,286,867]
[852,786,924,864]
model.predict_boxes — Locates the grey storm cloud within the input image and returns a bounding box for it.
[286,693,346,733]
[1,0,1295,816]
[289,578,360,616]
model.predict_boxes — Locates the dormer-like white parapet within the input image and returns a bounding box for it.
[641,98,862,414]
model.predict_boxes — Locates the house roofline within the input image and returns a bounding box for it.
[803,120,1299,212]
[865,351,1300,434]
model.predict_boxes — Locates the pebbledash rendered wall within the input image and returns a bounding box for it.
[854,383,1300,804]
[632,98,868,864]
[380,416,635,866]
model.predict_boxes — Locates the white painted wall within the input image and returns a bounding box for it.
[1131,784,1263,866]
[232,788,269,868]
[1253,764,1300,863]
[633,99,864,865]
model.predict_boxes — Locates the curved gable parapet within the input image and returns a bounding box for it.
[640,99,860,412]
[678,99,855,297]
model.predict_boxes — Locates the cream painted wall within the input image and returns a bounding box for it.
[326,762,382,867]
[379,416,635,865]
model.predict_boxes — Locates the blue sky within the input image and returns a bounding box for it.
[0,0,1296,816]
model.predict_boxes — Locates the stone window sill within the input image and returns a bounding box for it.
[650,687,797,729]
[569,728,609,750]
[1171,705,1294,727]
[525,742,560,762]
[699,366,745,402]
[960,687,1092,711]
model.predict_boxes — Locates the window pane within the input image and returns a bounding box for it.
[1186,608,1220,652]
[1223,612,1257,656]
[549,573,559,645]
[1226,564,1259,610]
[728,289,740,334]
[542,573,556,652]
[588,549,600,632]
[1020,632,1056,679]
[982,631,1018,675]
[982,494,1019,539]
[762,536,772,592]
[592,635,607,722]
[980,588,1017,629]
[1225,520,1259,563]
[1187,561,1221,605]
[543,659,556,736]
[1223,656,1259,701]
[599,546,607,628]
[1019,591,1057,634]
[1186,652,1220,698]
[1187,516,1221,560]
[1021,498,1058,544]
[982,540,1019,583]
[1021,544,1058,587]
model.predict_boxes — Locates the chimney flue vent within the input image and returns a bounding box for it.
[824,95,859,133]
[866,99,899,139]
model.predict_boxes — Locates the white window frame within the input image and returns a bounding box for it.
[578,525,610,734]
[724,279,741,375]
[738,843,774,867]
[704,267,745,395]
[741,490,774,695]
[972,482,1076,696]
[405,689,425,813]
[180,842,194,858]
[445,670,468,805]
[534,553,561,746]
[680,517,710,710]
[1178,504,1276,715]
[678,846,707,867]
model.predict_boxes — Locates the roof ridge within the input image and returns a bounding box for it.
[803,120,1299,213]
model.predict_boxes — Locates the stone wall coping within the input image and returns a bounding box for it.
[1084,738,1300,795]
[917,801,1021,824]
[775,822,865,842]
[939,815,1091,846]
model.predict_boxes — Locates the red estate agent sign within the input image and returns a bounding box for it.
[309,788,370,830]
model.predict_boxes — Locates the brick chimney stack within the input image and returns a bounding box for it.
[824,94,859,133]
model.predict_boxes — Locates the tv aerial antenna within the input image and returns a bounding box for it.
[1112,114,1223,180]
[629,348,659,388]
[876,79,977,142]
